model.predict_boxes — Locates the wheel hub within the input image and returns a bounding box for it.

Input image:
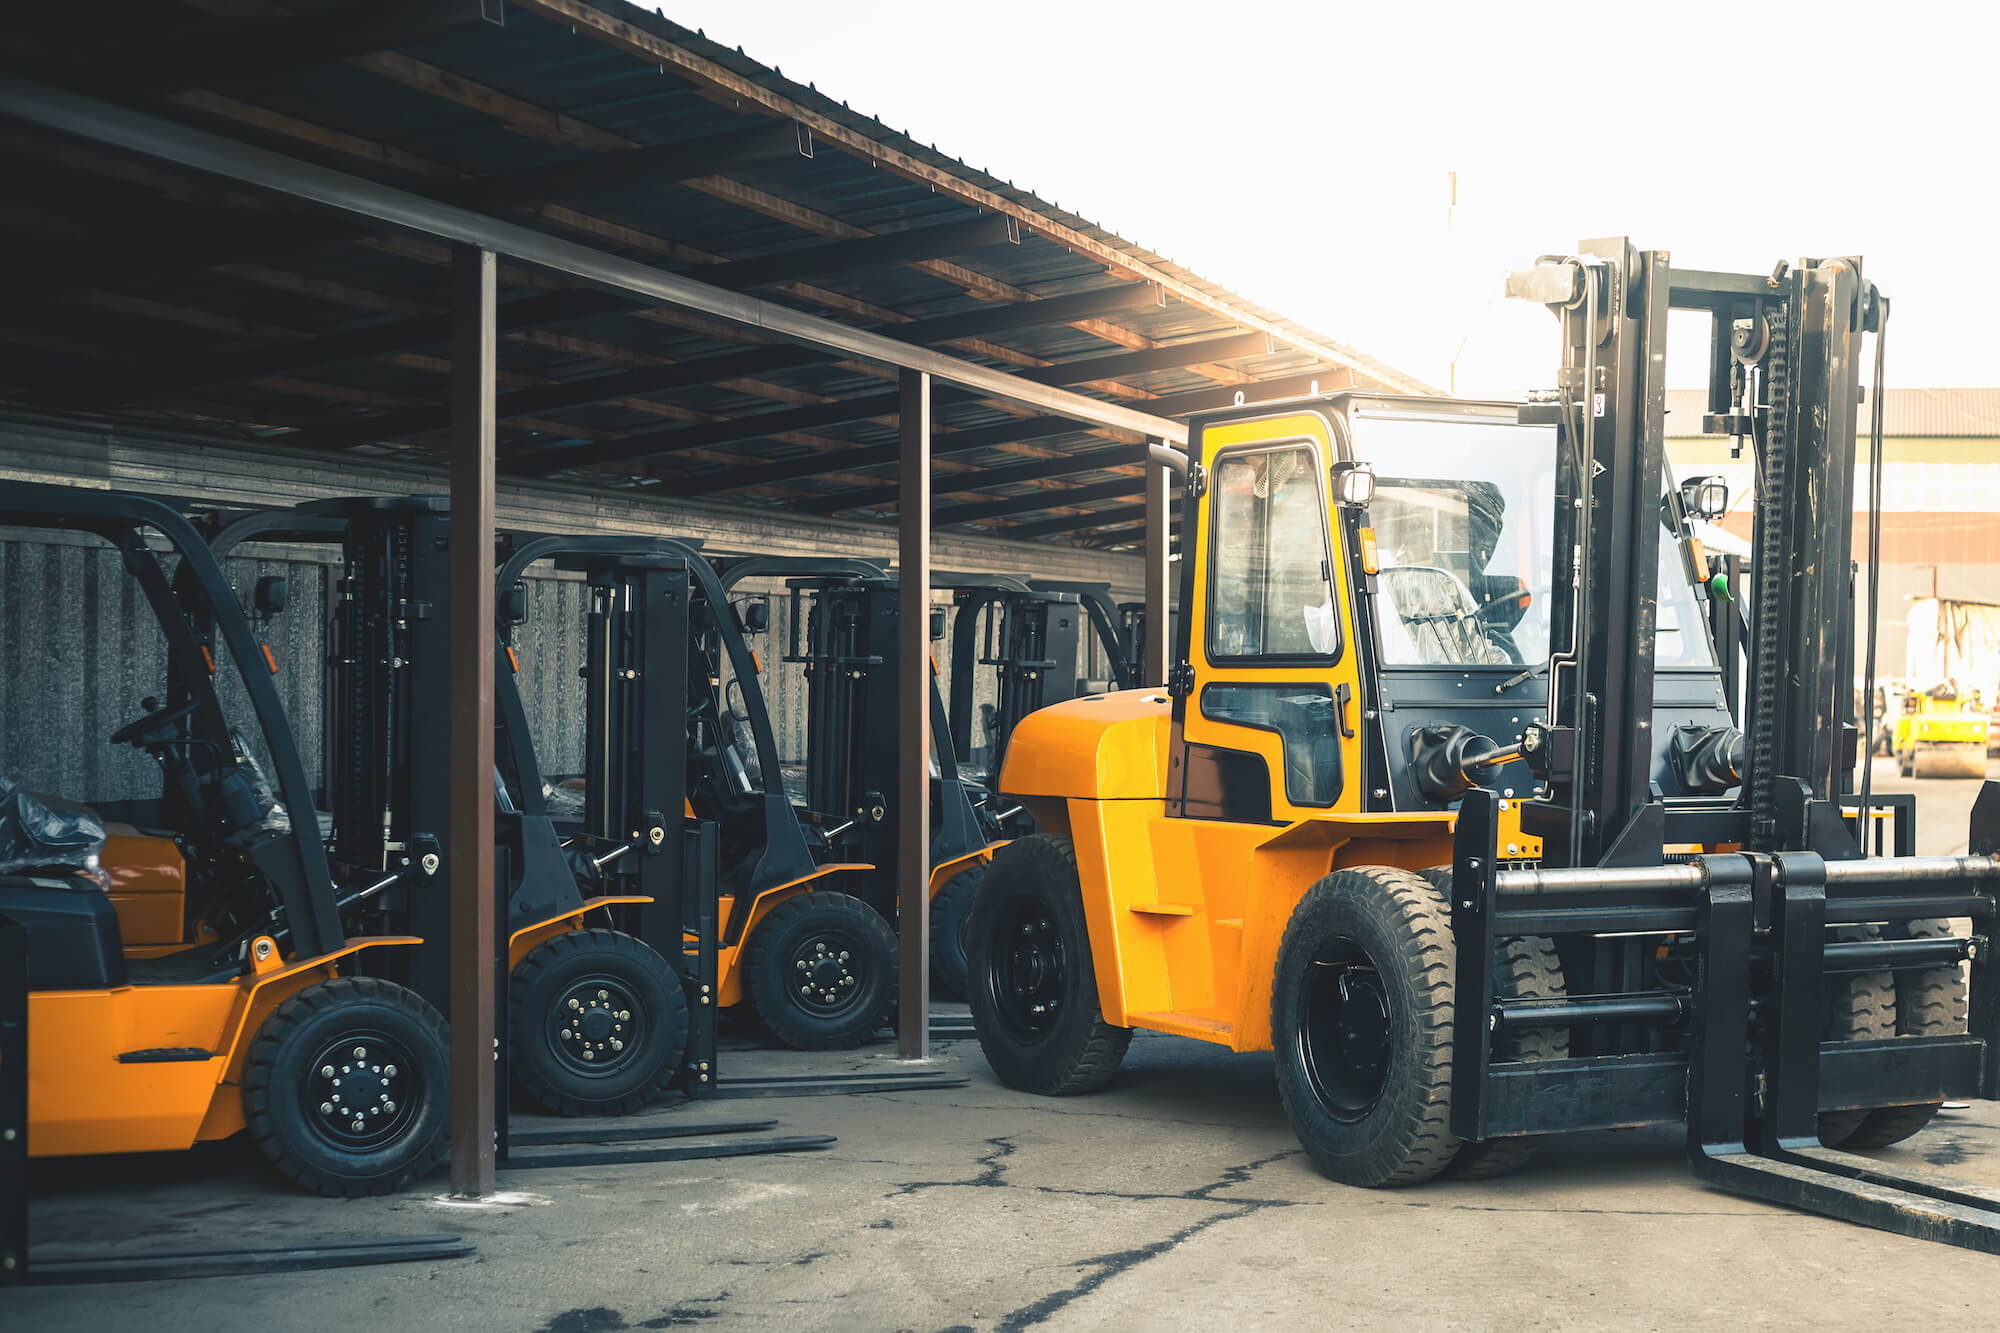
[1297,946,1394,1124]
[991,911,1064,1036]
[306,1036,415,1149]
[792,937,861,1011]
[552,981,638,1072]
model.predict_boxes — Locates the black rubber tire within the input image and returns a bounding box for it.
[1818,926,1899,1147]
[1844,918,1970,1149]
[1416,869,1568,1181]
[510,928,687,1116]
[744,891,897,1051]
[967,833,1130,1095]
[929,864,984,1000]
[242,976,450,1197]
[1272,866,1461,1188]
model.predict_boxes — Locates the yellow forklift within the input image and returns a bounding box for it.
[965,241,2000,1251]
[3,485,450,1197]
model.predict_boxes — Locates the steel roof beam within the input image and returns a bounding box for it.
[0,76,1185,447]
[28,119,814,347]
[85,276,1162,417]
[535,339,1299,477]
[932,478,1139,528]
[642,411,1097,495]
[1013,330,1272,386]
[456,119,812,211]
[677,436,1144,505]
[28,0,497,101]
[697,213,1018,292]
[1001,502,1175,540]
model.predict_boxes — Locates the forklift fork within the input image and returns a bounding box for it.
[1454,785,2000,1253]
[1687,845,2000,1251]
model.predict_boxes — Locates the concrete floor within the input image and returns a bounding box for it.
[12,758,2000,1330]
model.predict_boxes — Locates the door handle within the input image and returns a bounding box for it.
[1335,682,1356,739]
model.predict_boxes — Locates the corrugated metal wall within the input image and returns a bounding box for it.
[0,413,1152,800]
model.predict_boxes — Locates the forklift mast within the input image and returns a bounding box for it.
[944,577,1137,821]
[1516,242,1878,867]
[782,573,987,912]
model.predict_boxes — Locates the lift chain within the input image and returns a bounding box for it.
[1746,297,1791,850]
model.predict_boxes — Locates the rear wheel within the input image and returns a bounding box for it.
[510,928,687,1116]
[242,976,450,1197]
[1415,868,1568,1181]
[1818,927,1898,1147]
[1272,866,1460,1188]
[1844,918,1969,1149]
[744,891,897,1050]
[967,834,1129,1094]
[929,864,984,999]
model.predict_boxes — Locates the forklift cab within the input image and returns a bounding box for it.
[1172,395,1737,828]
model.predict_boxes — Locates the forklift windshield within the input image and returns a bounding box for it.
[1351,413,1559,667]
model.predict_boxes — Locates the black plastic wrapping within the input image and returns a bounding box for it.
[0,775,107,875]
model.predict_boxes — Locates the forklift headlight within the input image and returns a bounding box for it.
[1332,461,1376,507]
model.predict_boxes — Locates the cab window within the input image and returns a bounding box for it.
[1205,445,1337,663]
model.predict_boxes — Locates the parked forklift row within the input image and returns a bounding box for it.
[0,488,1135,1195]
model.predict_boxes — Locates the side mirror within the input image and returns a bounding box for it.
[1680,474,1729,520]
[930,607,947,642]
[737,597,770,635]
[253,575,287,616]
[1330,460,1376,507]
[502,582,528,625]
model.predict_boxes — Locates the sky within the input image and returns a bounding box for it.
[669,0,1998,398]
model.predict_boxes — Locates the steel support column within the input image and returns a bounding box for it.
[897,369,932,1061]
[1143,446,1170,686]
[448,244,498,1197]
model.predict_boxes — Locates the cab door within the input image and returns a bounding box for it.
[1170,410,1365,823]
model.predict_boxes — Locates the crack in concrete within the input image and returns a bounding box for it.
[862,1146,1304,1331]
[994,1205,1260,1332]
[887,1136,1019,1198]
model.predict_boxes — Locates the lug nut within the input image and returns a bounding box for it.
[321,1101,334,1114]
[385,1065,397,1077]
[321,1065,335,1077]
[384,1101,396,1113]
[351,1118,365,1132]
[353,1046,367,1060]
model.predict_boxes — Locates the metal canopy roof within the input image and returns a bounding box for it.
[0,0,1428,549]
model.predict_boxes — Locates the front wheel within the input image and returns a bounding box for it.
[242,976,450,1197]
[510,928,688,1116]
[1271,866,1462,1188]
[966,834,1129,1095]
[744,891,897,1050]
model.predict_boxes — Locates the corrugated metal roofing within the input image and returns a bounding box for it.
[0,0,1430,549]
[1666,388,2000,439]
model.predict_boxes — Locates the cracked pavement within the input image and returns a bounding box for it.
[13,1017,2000,1332]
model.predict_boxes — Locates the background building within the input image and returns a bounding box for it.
[1667,387,2000,683]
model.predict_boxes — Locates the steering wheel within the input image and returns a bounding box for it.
[110,696,200,747]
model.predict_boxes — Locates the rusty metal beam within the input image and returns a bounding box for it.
[895,368,931,1062]
[932,477,1138,528]
[446,243,498,1199]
